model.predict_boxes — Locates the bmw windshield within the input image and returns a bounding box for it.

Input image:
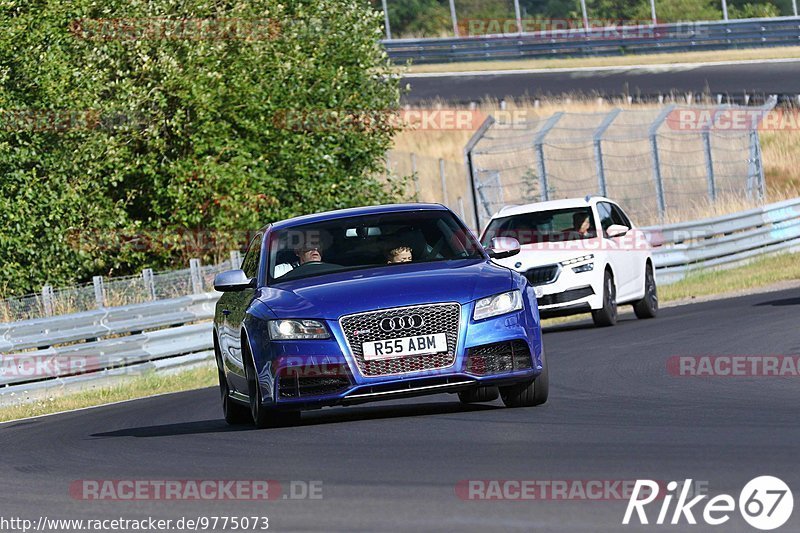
[268,210,484,284]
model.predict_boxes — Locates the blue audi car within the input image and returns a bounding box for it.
[213,203,547,427]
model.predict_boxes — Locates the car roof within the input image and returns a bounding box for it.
[267,203,449,231]
[491,196,615,220]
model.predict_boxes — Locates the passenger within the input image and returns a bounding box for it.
[386,246,412,264]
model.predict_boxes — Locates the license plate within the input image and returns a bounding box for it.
[362,333,447,361]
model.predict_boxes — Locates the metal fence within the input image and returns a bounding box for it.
[0,252,242,323]
[466,98,777,230]
[383,16,800,63]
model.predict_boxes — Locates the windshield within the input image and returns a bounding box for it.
[481,207,597,246]
[268,210,484,284]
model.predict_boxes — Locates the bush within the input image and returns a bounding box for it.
[0,0,403,296]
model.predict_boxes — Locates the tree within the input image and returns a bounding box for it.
[0,0,403,296]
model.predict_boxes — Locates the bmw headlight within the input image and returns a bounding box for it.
[268,319,330,340]
[473,290,523,321]
[572,263,594,273]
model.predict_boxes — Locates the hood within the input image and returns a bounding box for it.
[257,259,511,319]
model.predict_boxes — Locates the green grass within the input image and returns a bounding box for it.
[542,252,800,326]
[659,252,800,302]
[2,252,798,423]
[0,364,217,423]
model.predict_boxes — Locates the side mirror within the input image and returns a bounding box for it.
[607,224,630,238]
[485,237,521,259]
[214,269,256,292]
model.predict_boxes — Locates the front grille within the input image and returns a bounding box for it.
[278,372,351,399]
[465,340,532,376]
[340,303,460,377]
[525,264,559,285]
[538,286,594,306]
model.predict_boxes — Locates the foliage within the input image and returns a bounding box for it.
[0,0,403,296]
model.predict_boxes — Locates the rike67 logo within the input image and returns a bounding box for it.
[623,476,794,530]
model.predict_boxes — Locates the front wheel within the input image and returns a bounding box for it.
[592,270,618,327]
[633,263,658,319]
[218,364,251,425]
[500,349,549,408]
[244,345,300,429]
[458,386,499,404]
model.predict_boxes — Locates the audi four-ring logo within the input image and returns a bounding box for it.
[379,315,424,332]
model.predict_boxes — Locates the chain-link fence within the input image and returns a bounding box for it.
[466,98,777,229]
[0,254,240,323]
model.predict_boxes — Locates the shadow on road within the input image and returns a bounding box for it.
[753,297,800,307]
[90,401,499,438]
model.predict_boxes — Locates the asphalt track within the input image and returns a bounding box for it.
[401,59,800,104]
[1,288,799,532]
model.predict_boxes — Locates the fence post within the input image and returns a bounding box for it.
[748,129,766,201]
[189,258,203,295]
[448,0,459,36]
[648,105,675,220]
[593,108,621,197]
[381,0,391,39]
[464,116,496,231]
[230,250,242,270]
[141,268,156,301]
[533,112,564,201]
[41,285,54,317]
[92,276,105,309]
[439,158,448,207]
[411,152,419,201]
[702,130,717,202]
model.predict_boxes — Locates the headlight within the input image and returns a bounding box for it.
[572,263,594,273]
[267,319,330,340]
[473,290,523,321]
[560,254,594,266]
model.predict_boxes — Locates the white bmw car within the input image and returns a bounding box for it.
[480,196,658,327]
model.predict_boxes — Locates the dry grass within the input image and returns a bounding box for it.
[403,46,800,74]
[390,98,800,228]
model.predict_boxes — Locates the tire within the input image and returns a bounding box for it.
[633,263,658,319]
[500,349,549,408]
[458,386,500,404]
[215,338,251,425]
[592,269,618,327]
[244,343,300,429]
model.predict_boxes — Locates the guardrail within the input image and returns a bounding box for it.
[0,293,217,402]
[646,197,800,284]
[384,16,800,64]
[1,198,799,403]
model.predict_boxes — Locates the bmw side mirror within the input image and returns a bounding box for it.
[213,269,256,292]
[607,224,630,238]
[486,237,520,259]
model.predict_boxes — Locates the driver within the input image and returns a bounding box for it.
[274,245,323,278]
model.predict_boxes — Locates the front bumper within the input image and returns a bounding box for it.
[529,263,604,316]
[247,303,543,409]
